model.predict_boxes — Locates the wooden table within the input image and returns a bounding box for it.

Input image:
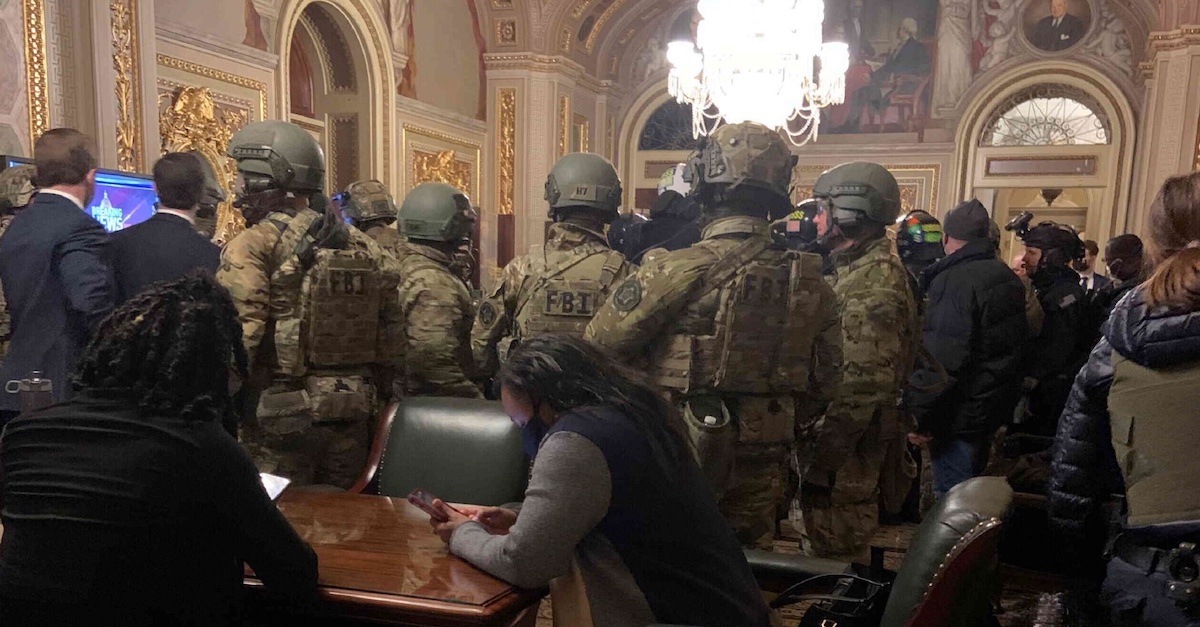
[244,490,544,626]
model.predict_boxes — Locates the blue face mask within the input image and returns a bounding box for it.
[522,400,549,459]
[523,417,548,459]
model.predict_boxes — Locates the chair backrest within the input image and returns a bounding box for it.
[880,476,1014,627]
[349,397,528,506]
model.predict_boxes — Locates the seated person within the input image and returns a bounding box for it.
[0,274,317,627]
[430,335,770,627]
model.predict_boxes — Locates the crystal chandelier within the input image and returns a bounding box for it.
[667,0,850,146]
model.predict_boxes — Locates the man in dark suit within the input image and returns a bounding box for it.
[842,17,931,130]
[110,153,221,305]
[0,129,113,424]
[841,0,875,64]
[1032,0,1086,51]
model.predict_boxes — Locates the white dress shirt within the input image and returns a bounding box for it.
[38,188,85,211]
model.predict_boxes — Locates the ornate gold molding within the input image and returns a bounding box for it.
[571,0,595,19]
[585,0,630,53]
[159,86,248,244]
[573,114,590,153]
[156,54,267,120]
[401,124,481,199]
[401,124,481,150]
[22,0,50,144]
[413,149,472,193]
[112,0,145,172]
[558,95,570,157]
[498,89,516,216]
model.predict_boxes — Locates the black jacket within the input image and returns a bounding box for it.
[0,391,317,625]
[906,239,1029,437]
[1028,264,1090,382]
[1047,289,1200,557]
[0,193,114,410]
[109,212,221,305]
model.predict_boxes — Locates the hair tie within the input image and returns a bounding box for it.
[1188,240,1200,249]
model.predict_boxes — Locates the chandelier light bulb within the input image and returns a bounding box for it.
[665,0,847,145]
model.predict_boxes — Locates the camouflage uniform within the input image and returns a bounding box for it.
[806,235,917,561]
[0,165,36,367]
[471,220,632,376]
[363,223,405,253]
[394,241,481,398]
[217,208,405,488]
[586,215,841,548]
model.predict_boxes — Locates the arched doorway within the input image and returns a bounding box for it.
[954,61,1137,262]
[276,0,395,193]
[616,80,694,214]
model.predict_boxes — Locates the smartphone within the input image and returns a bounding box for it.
[407,489,464,522]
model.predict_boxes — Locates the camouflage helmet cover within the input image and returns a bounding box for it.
[813,161,902,225]
[544,152,623,216]
[338,179,397,224]
[0,164,36,212]
[399,181,475,242]
[228,120,326,193]
[685,121,796,198]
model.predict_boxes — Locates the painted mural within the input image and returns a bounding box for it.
[634,0,1134,139]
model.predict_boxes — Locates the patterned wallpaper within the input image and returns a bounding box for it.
[0,0,30,156]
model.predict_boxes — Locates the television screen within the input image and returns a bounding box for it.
[88,170,157,233]
[0,157,158,233]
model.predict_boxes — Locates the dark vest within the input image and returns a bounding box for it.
[548,407,770,627]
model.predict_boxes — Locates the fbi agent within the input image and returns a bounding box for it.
[471,153,634,379]
[585,122,843,549]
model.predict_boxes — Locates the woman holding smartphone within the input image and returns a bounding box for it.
[430,335,769,627]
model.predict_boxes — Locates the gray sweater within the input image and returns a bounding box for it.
[450,431,657,626]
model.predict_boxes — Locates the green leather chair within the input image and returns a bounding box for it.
[734,476,1014,627]
[349,397,528,506]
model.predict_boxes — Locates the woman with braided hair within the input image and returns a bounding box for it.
[0,274,317,626]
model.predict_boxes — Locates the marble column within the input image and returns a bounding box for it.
[1128,28,1200,233]
[483,53,615,285]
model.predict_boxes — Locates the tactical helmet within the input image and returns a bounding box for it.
[685,122,796,198]
[336,179,397,224]
[544,153,622,218]
[0,164,36,212]
[1020,221,1085,264]
[399,182,475,243]
[228,121,325,193]
[813,161,901,227]
[185,151,227,215]
[896,209,944,264]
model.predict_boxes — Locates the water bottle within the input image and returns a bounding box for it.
[18,371,53,415]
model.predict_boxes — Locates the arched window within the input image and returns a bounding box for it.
[980,85,1110,147]
[638,100,697,151]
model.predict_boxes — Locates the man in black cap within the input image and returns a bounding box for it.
[905,200,1030,498]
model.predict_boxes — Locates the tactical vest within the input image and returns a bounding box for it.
[512,242,625,340]
[268,211,384,377]
[1108,354,1200,527]
[650,238,826,398]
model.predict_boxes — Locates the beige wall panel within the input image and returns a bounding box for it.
[409,0,483,120]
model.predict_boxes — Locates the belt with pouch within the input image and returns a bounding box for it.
[1110,534,1200,608]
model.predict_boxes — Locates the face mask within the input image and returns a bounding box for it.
[522,417,548,459]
